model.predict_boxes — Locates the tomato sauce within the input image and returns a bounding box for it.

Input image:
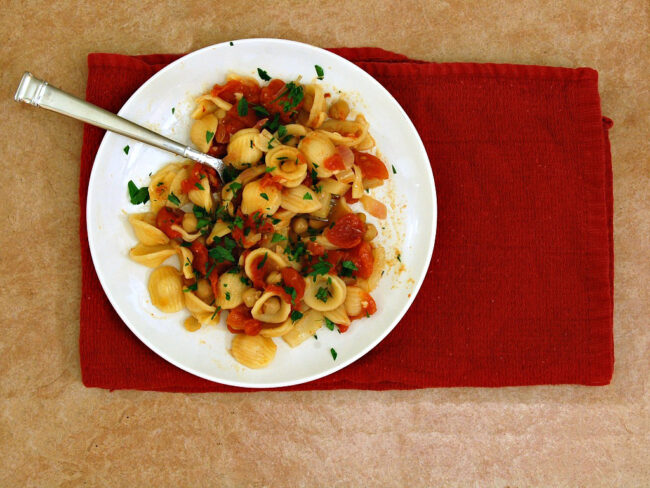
[323,153,345,171]
[353,151,389,180]
[346,241,374,279]
[190,240,209,276]
[226,304,262,336]
[155,207,183,239]
[324,213,365,248]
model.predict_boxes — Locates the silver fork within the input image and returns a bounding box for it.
[14,72,226,178]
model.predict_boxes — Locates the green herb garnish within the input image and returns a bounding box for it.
[271,233,286,243]
[167,192,180,206]
[315,287,329,302]
[183,282,198,292]
[324,317,335,330]
[392,165,397,174]
[127,180,149,205]
[315,65,324,79]
[253,105,269,117]
[260,192,269,201]
[290,310,303,322]
[237,96,248,116]
[257,68,271,81]
[205,131,214,144]
[330,348,337,360]
[307,260,332,280]
[195,182,205,191]
[303,192,313,200]
[208,246,234,263]
[340,260,358,277]
[257,252,268,269]
[123,145,130,155]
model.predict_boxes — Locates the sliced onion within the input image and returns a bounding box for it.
[335,145,354,168]
[360,195,387,219]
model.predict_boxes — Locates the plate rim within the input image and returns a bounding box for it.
[86,38,437,388]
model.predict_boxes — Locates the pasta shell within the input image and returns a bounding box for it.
[366,245,385,292]
[309,191,331,219]
[148,266,184,313]
[185,291,221,325]
[303,84,327,128]
[344,286,365,317]
[282,309,324,347]
[206,220,231,244]
[170,225,202,242]
[265,146,308,188]
[323,305,351,326]
[230,334,277,369]
[190,97,217,120]
[129,243,176,268]
[188,176,212,211]
[269,209,296,230]
[318,119,368,147]
[190,114,218,153]
[259,317,295,338]
[168,167,191,208]
[251,291,291,323]
[276,124,307,147]
[351,165,364,199]
[241,179,282,215]
[221,165,266,202]
[303,274,347,312]
[224,128,263,169]
[319,178,350,196]
[298,132,336,179]
[128,213,169,246]
[244,248,286,281]
[280,185,322,213]
[215,272,248,310]
[176,246,194,279]
[149,170,177,215]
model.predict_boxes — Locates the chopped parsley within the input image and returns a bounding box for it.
[183,282,198,293]
[167,192,181,206]
[314,334,318,340]
[262,113,281,133]
[208,244,235,262]
[180,241,192,248]
[315,65,324,79]
[237,96,248,116]
[196,217,210,229]
[324,317,335,330]
[397,253,402,262]
[228,182,242,194]
[127,180,149,205]
[257,252,268,269]
[232,215,244,229]
[392,165,397,174]
[285,241,307,262]
[195,182,205,191]
[225,291,231,301]
[330,348,337,360]
[310,168,318,181]
[210,306,221,321]
[271,218,281,225]
[222,166,240,183]
[315,287,329,302]
[205,263,216,279]
[314,185,322,194]
[205,130,214,144]
[340,260,358,277]
[253,105,269,117]
[156,181,164,187]
[171,107,175,114]
[267,137,276,150]
[257,68,271,81]
[260,192,269,201]
[277,125,287,139]
[226,266,241,274]
[240,276,252,286]
[283,285,297,304]
[229,41,233,46]
[265,166,276,173]
[303,192,313,200]
[290,310,303,322]
[274,82,304,113]
[271,233,286,243]
[123,145,130,155]
[306,260,332,280]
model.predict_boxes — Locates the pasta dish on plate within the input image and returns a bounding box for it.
[126,66,393,369]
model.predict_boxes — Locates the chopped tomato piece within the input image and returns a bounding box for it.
[190,240,209,276]
[226,305,262,336]
[346,241,374,279]
[249,254,273,289]
[211,80,260,105]
[324,213,365,249]
[259,173,283,191]
[325,250,345,270]
[260,79,303,123]
[338,324,350,333]
[208,270,220,299]
[280,267,305,303]
[350,291,377,320]
[155,207,183,239]
[354,151,389,180]
[323,153,345,171]
[307,241,325,256]
[343,187,359,204]
[226,104,258,129]
[181,163,217,194]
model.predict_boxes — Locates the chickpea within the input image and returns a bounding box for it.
[184,316,201,332]
[262,297,281,315]
[266,271,282,285]
[292,216,308,235]
[196,279,213,302]
[355,212,367,223]
[182,213,198,233]
[242,288,261,308]
[329,99,349,120]
[363,223,378,241]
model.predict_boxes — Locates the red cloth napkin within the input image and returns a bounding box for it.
[80,47,614,391]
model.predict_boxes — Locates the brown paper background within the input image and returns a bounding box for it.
[1,1,648,486]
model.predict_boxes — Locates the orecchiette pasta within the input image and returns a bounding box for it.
[127,70,390,369]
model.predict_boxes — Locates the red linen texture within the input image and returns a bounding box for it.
[79,48,614,391]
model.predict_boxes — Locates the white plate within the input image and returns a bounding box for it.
[87,39,436,388]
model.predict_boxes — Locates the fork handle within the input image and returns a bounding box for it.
[14,71,210,163]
